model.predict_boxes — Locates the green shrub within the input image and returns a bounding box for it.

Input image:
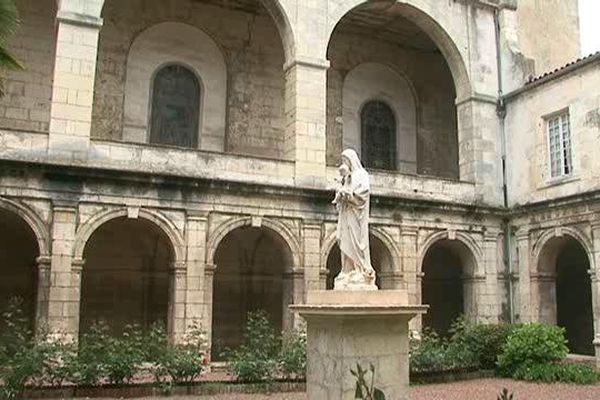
[154,321,208,384]
[409,328,478,374]
[513,363,599,384]
[449,316,515,370]
[73,322,111,386]
[279,329,306,380]
[104,325,145,384]
[227,311,280,383]
[497,323,568,376]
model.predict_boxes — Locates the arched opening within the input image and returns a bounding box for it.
[421,239,476,337]
[150,64,201,148]
[80,217,173,335]
[326,233,394,290]
[0,208,39,331]
[537,235,593,355]
[212,226,294,359]
[93,0,289,160]
[361,100,396,170]
[326,2,460,179]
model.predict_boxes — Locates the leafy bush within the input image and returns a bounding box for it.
[154,321,208,384]
[227,310,280,383]
[449,316,515,369]
[409,327,478,374]
[279,329,307,380]
[497,323,568,376]
[512,363,599,384]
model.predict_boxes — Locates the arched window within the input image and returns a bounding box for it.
[150,65,200,148]
[361,100,396,170]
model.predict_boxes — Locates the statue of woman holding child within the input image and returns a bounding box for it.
[332,149,377,291]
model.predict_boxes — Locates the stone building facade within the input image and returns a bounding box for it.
[0,0,599,364]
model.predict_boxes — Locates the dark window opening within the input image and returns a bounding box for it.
[361,100,396,170]
[150,65,200,148]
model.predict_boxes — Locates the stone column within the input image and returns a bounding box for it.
[204,264,216,357]
[480,231,501,323]
[34,256,51,336]
[283,268,305,330]
[47,205,79,341]
[515,231,532,323]
[184,214,209,332]
[302,221,322,293]
[168,262,187,343]
[48,9,102,158]
[284,59,329,186]
[400,227,420,331]
[589,221,600,367]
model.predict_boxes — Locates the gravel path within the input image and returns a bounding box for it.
[134,378,600,400]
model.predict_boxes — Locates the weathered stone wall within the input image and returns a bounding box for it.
[516,0,580,74]
[326,28,458,178]
[505,61,600,206]
[0,0,55,133]
[91,0,287,159]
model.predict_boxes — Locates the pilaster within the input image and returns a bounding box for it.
[284,58,329,187]
[48,10,102,158]
[47,205,78,340]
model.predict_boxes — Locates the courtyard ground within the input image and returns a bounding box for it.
[118,378,600,400]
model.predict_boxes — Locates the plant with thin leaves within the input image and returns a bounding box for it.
[0,0,22,97]
[350,363,385,400]
[497,388,514,400]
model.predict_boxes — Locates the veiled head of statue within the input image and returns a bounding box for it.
[341,149,364,172]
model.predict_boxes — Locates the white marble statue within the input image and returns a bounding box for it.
[332,149,377,291]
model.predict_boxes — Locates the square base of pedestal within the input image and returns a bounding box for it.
[293,291,426,400]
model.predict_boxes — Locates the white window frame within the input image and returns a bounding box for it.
[546,110,573,180]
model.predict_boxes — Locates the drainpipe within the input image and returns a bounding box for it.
[493,7,515,324]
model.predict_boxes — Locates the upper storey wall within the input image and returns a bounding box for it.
[0,0,55,133]
[516,0,580,73]
[91,0,287,160]
[505,60,600,206]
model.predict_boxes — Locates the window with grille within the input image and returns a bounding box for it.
[150,64,200,148]
[360,100,396,171]
[547,112,573,179]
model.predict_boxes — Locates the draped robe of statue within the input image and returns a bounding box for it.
[334,149,377,290]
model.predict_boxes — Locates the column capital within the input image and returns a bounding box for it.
[283,56,330,73]
[57,11,103,28]
[71,258,85,273]
[36,256,52,268]
[284,267,305,278]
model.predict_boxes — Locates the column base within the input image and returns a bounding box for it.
[291,291,426,400]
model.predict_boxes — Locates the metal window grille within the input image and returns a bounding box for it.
[548,112,573,178]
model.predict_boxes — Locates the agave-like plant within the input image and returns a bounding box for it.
[0,0,22,97]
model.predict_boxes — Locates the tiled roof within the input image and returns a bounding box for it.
[525,51,600,85]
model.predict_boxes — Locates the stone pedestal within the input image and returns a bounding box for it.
[291,291,427,400]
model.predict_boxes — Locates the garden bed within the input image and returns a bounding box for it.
[410,369,495,384]
[23,380,305,399]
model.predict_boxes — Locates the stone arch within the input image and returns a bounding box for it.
[210,217,300,357]
[96,0,295,64]
[418,230,482,275]
[532,227,594,355]
[322,226,399,289]
[73,208,185,264]
[0,198,48,332]
[326,0,471,101]
[0,198,50,257]
[207,216,300,270]
[419,230,482,335]
[532,226,594,271]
